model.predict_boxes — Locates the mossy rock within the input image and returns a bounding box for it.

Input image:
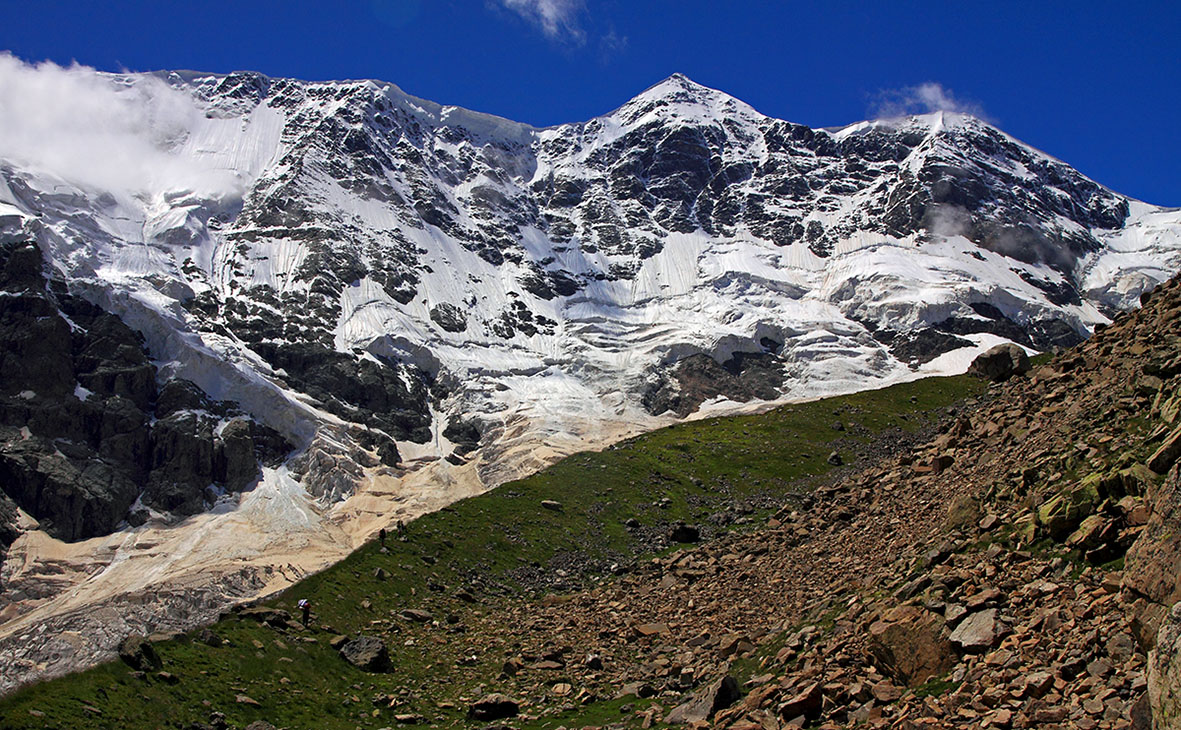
[1013,511,1039,544]
[945,494,981,531]
[1037,475,1101,541]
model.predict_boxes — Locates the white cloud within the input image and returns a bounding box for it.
[598,28,629,63]
[0,53,239,198]
[872,82,987,119]
[500,0,585,43]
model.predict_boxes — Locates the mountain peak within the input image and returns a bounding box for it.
[612,73,762,127]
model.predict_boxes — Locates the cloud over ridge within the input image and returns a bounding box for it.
[500,0,585,42]
[872,82,987,120]
[0,53,239,198]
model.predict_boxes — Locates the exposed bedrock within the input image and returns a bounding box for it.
[0,240,293,543]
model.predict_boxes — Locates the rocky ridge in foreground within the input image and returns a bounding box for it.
[398,276,1181,727]
[498,277,1181,727]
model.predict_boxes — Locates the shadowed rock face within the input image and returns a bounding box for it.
[643,351,785,417]
[0,240,292,543]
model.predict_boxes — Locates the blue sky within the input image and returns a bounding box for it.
[2,0,1178,205]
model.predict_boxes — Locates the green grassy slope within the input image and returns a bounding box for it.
[0,375,985,730]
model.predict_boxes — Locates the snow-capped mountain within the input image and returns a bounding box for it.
[1,67,1178,689]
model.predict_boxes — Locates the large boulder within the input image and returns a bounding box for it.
[1037,474,1102,541]
[868,605,956,685]
[665,675,740,724]
[967,343,1030,382]
[467,693,519,721]
[118,635,162,671]
[338,635,391,672]
[1125,465,1181,643]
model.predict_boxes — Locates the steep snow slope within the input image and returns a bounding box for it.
[0,68,1178,690]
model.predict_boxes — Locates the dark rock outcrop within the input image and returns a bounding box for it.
[967,342,1030,382]
[467,693,519,721]
[643,350,784,417]
[0,240,293,541]
[338,635,391,672]
[117,635,161,671]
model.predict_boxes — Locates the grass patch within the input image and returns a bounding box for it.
[912,675,960,699]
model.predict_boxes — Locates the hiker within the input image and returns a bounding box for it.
[379,527,386,547]
[298,598,311,627]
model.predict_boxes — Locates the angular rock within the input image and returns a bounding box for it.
[238,606,292,628]
[665,675,740,724]
[339,635,391,672]
[1125,465,1181,642]
[633,622,670,637]
[1038,475,1101,540]
[868,605,956,685]
[718,634,755,658]
[967,343,1030,382]
[1151,602,1181,726]
[948,608,1002,652]
[118,635,161,671]
[1066,514,1113,550]
[777,681,823,721]
[1149,426,1181,474]
[467,693,519,721]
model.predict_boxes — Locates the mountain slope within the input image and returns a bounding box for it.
[0,66,1179,689]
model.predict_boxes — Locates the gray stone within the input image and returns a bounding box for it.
[948,608,1002,651]
[967,343,1030,382]
[118,635,161,671]
[339,635,391,672]
[665,675,740,724]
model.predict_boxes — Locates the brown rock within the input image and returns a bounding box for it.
[1149,602,1181,724]
[871,681,902,702]
[1149,426,1181,474]
[777,681,822,721]
[467,694,519,721]
[867,605,956,686]
[718,634,755,658]
[1023,670,1054,698]
[1125,466,1181,639]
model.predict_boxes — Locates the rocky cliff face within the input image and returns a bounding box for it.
[0,239,291,543]
[0,68,1179,689]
